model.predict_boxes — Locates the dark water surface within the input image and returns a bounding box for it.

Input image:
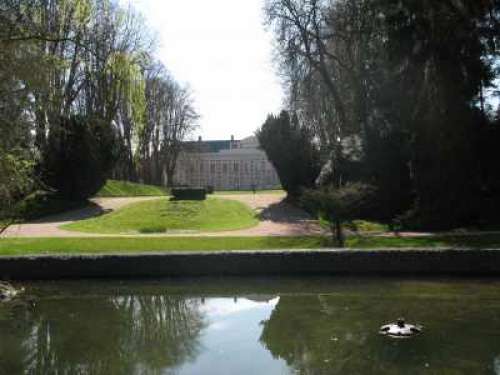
[1,277,500,374]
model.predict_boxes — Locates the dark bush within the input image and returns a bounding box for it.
[41,115,119,201]
[172,188,206,200]
[205,185,215,194]
[256,111,321,200]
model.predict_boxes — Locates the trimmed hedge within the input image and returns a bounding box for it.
[172,188,206,200]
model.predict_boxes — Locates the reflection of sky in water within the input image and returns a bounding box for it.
[177,297,288,375]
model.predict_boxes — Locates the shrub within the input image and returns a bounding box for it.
[302,183,376,247]
[172,188,206,200]
[205,185,215,194]
[41,115,119,201]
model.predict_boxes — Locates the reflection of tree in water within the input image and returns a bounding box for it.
[0,293,205,375]
[260,294,500,374]
[113,295,205,372]
[0,301,37,374]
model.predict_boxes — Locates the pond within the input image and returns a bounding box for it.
[1,277,500,374]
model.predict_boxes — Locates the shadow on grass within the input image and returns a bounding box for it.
[138,225,167,234]
[31,201,109,224]
[258,201,315,223]
[348,233,500,249]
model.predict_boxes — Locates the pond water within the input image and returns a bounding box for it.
[1,277,500,374]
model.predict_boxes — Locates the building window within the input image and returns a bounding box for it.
[210,161,215,174]
[234,162,239,173]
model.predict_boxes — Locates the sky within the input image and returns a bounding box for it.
[130,0,284,141]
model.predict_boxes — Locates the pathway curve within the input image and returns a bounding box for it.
[1,194,325,238]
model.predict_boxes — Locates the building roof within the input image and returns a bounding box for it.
[183,140,232,153]
[183,135,262,154]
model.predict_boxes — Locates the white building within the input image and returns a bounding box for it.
[173,136,281,190]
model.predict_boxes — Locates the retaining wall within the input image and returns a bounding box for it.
[1,249,500,280]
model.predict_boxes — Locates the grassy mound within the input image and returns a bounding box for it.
[62,198,258,234]
[96,180,168,197]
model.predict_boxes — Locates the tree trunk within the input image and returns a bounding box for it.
[332,220,344,248]
[166,167,175,188]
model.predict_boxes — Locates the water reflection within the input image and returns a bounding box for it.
[0,293,205,374]
[259,282,500,374]
[1,278,500,374]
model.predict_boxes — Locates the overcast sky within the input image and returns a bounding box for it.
[130,0,284,141]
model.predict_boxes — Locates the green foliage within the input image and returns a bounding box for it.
[96,180,168,197]
[41,115,119,201]
[265,0,500,230]
[256,111,321,200]
[0,149,35,221]
[302,183,376,225]
[345,220,388,233]
[107,52,147,139]
[172,188,206,201]
[62,198,258,234]
[302,183,376,246]
[1,0,181,217]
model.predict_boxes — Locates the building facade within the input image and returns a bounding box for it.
[172,136,281,190]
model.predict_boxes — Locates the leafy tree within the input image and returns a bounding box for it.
[266,0,500,229]
[302,183,375,247]
[0,0,196,216]
[257,111,321,200]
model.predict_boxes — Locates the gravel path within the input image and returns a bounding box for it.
[1,194,324,238]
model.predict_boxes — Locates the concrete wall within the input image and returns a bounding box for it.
[1,249,500,280]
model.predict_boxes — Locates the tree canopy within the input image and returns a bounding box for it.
[264,0,500,229]
[0,0,197,220]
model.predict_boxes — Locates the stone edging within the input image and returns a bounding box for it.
[1,248,500,280]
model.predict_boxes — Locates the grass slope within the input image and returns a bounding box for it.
[96,180,168,197]
[62,198,258,234]
[0,236,329,256]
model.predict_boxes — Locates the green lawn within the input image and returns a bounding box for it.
[96,179,168,197]
[347,233,500,248]
[62,198,259,234]
[0,236,330,256]
[1,233,499,256]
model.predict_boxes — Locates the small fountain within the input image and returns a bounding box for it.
[379,318,422,338]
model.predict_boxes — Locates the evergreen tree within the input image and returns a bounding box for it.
[257,111,321,200]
